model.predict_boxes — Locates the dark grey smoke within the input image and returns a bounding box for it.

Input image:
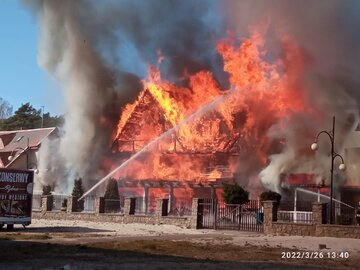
[75,0,227,85]
[222,0,360,113]
[221,0,360,187]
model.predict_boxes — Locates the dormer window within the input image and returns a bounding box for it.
[16,136,24,142]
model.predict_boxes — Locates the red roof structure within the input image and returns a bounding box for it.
[0,127,56,169]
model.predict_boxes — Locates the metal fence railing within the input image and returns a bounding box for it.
[168,204,192,217]
[130,197,159,215]
[32,194,42,210]
[277,200,312,223]
[333,203,357,225]
[277,201,357,224]
[104,198,124,213]
[52,195,68,211]
[278,200,312,212]
[83,196,96,212]
[134,197,147,215]
[197,199,263,232]
[278,210,313,223]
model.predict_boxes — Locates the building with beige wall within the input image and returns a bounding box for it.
[0,127,56,171]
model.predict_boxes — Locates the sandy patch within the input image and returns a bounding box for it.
[1,219,359,269]
[26,219,360,254]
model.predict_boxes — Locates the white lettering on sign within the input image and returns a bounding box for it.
[4,185,19,193]
[0,172,29,183]
[8,194,27,200]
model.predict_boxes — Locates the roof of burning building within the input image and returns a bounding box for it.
[115,89,169,143]
[113,88,241,154]
[280,173,325,188]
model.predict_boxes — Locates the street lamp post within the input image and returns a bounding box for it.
[311,116,346,224]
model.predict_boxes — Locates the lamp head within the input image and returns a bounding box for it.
[311,143,318,151]
[7,155,13,162]
[339,163,346,171]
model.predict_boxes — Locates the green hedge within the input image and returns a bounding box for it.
[222,184,249,205]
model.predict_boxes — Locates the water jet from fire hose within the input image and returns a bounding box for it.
[296,187,354,209]
[79,89,238,200]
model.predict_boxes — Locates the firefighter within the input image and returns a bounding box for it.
[356,202,360,226]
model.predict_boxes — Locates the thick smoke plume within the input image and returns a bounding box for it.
[22,0,122,191]
[22,0,360,192]
[22,0,224,192]
[221,0,360,189]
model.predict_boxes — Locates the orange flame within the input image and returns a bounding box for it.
[113,27,313,183]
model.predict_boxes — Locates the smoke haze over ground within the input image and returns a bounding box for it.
[21,0,360,193]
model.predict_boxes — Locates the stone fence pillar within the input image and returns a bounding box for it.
[124,198,136,215]
[263,201,278,234]
[190,198,200,229]
[95,197,105,214]
[41,195,53,212]
[156,198,169,218]
[312,202,327,225]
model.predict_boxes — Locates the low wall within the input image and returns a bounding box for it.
[271,222,315,236]
[32,210,192,228]
[315,224,360,238]
[33,198,360,239]
[32,196,194,229]
[263,201,360,239]
[269,222,360,239]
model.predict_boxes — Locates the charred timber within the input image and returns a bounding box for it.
[116,178,234,188]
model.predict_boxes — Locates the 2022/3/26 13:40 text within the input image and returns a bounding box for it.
[281,251,350,259]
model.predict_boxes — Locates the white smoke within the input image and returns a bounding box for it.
[36,137,69,193]
[23,0,119,191]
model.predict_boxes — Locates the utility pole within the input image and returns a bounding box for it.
[26,137,29,170]
[41,106,44,128]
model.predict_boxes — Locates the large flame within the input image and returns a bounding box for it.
[112,28,313,183]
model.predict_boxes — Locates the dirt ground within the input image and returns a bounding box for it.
[0,219,359,270]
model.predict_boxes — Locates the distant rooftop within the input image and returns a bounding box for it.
[0,127,56,151]
[0,127,57,168]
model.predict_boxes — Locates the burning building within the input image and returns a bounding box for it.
[105,32,322,212]
[110,82,239,212]
[23,1,360,210]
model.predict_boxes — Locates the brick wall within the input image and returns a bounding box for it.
[271,222,315,236]
[315,224,360,238]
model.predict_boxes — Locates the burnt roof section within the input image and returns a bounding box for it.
[113,88,237,153]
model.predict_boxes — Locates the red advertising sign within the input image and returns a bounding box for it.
[0,168,34,224]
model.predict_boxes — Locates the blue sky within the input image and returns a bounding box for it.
[0,0,64,116]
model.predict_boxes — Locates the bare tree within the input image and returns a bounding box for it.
[0,98,13,120]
